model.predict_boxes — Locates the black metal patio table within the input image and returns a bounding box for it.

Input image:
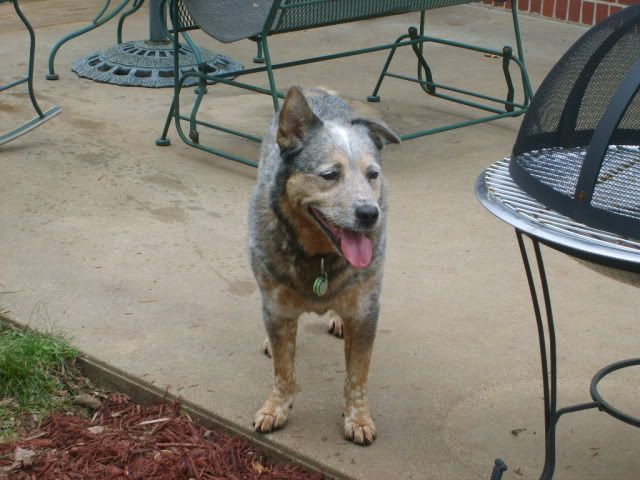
[477,155,640,480]
[477,5,639,479]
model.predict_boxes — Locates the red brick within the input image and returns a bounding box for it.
[618,0,640,5]
[582,1,595,24]
[519,0,530,9]
[543,0,555,16]
[595,3,609,22]
[555,0,568,19]
[610,5,623,14]
[568,0,581,21]
[505,0,513,7]
[483,0,492,4]
[493,0,505,7]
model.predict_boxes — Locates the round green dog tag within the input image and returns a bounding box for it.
[313,273,328,297]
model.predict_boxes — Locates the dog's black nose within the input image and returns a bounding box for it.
[355,204,379,227]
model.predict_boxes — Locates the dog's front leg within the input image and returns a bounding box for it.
[254,306,298,433]
[342,311,378,445]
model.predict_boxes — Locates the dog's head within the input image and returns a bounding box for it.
[274,86,400,269]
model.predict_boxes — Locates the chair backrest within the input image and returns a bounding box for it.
[173,0,198,31]
[176,0,475,43]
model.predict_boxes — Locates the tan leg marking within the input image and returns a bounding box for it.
[342,318,376,445]
[254,317,298,433]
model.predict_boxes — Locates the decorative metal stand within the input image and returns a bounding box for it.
[46,0,242,88]
[1,0,60,145]
[477,160,640,480]
[511,231,640,480]
[70,39,241,88]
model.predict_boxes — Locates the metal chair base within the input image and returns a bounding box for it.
[0,106,61,146]
[158,2,532,167]
[2,0,60,146]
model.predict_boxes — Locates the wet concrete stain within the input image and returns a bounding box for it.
[0,103,19,112]
[126,195,189,224]
[141,174,197,197]
[68,117,106,130]
[142,174,188,192]
[149,206,189,224]
[210,265,256,297]
[227,280,256,296]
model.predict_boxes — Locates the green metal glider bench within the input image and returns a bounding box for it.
[156,0,533,167]
[1,0,60,145]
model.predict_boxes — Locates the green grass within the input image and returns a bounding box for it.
[0,316,79,440]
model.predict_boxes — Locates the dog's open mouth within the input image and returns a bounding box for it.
[309,207,373,269]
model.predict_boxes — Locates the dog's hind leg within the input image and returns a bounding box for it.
[341,310,378,446]
[262,337,272,357]
[254,309,299,433]
[326,310,344,338]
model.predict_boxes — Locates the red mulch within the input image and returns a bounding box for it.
[0,393,325,480]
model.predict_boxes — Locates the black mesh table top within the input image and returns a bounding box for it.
[476,157,640,286]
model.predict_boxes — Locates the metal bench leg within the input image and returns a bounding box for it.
[253,37,265,64]
[260,36,281,112]
[116,0,145,44]
[1,0,61,145]
[155,96,174,146]
[368,32,408,103]
[46,0,133,80]
[368,5,533,141]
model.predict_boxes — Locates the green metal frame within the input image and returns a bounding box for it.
[46,0,134,80]
[156,0,533,167]
[1,0,61,145]
[117,0,145,44]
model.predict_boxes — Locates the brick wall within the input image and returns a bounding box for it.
[482,0,639,25]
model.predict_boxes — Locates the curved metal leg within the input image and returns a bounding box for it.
[490,231,600,479]
[12,0,43,117]
[116,0,145,44]
[415,11,435,95]
[253,37,265,64]
[47,0,133,80]
[1,0,61,145]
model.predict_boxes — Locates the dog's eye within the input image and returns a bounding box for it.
[320,171,339,181]
[368,170,379,180]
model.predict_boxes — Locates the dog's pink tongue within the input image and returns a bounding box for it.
[339,230,373,269]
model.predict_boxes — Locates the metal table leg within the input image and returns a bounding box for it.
[46,0,133,80]
[488,230,640,479]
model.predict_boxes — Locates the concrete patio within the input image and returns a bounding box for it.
[1,1,639,479]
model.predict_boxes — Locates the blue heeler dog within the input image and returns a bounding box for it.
[249,86,400,445]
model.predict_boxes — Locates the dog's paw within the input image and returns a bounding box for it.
[327,311,344,338]
[262,337,272,357]
[344,408,376,446]
[254,396,292,433]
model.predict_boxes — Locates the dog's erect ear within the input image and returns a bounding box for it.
[277,86,321,153]
[351,117,401,150]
